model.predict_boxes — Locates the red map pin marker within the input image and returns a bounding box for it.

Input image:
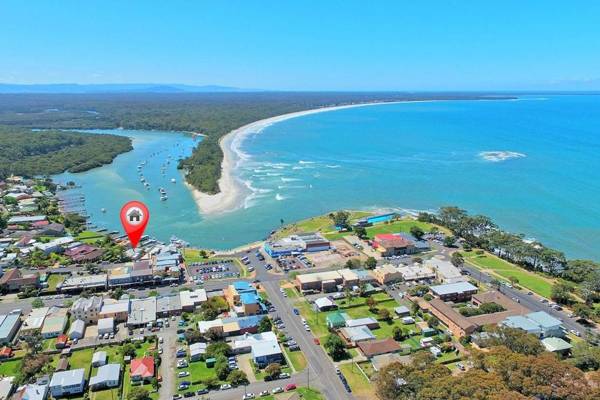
[120,201,150,249]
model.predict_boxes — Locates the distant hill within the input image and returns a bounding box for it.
[0,83,261,93]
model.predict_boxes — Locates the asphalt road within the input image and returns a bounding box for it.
[261,279,354,400]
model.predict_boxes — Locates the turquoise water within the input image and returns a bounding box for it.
[55,96,600,260]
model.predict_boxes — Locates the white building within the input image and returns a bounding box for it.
[49,369,85,397]
[97,317,114,335]
[68,319,85,340]
[180,289,207,311]
[70,296,103,324]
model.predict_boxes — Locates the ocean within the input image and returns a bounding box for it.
[54,95,600,260]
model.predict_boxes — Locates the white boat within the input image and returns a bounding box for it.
[171,178,176,183]
[101,208,106,213]
[160,195,168,201]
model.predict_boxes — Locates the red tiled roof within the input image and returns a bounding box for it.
[0,346,12,357]
[130,356,155,378]
[374,234,412,249]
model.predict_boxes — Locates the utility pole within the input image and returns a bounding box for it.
[307,366,310,389]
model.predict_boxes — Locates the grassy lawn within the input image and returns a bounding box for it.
[357,361,376,379]
[253,362,292,381]
[276,211,373,239]
[284,347,307,372]
[0,359,21,376]
[295,301,329,338]
[283,287,300,299]
[297,387,326,400]
[462,251,554,298]
[76,230,106,244]
[70,347,94,378]
[42,338,57,351]
[340,363,375,399]
[435,351,462,364]
[46,273,65,291]
[182,248,209,263]
[364,219,442,239]
[402,334,424,350]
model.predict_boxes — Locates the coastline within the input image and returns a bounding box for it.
[189,101,416,215]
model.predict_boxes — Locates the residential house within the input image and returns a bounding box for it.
[130,357,154,382]
[224,282,262,316]
[189,342,207,362]
[541,337,572,355]
[314,297,337,311]
[64,244,104,263]
[357,338,401,358]
[339,326,376,346]
[11,383,48,400]
[0,269,38,292]
[49,369,85,398]
[20,307,50,337]
[89,364,121,390]
[40,309,68,339]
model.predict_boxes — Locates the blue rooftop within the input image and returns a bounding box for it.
[240,292,259,305]
[527,311,561,328]
[233,281,252,291]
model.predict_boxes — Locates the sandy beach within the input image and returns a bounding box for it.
[188,101,405,215]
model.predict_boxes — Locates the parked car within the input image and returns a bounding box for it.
[271,387,283,394]
[172,395,182,400]
[285,384,297,391]
[196,389,209,395]
[220,384,232,390]
[178,371,190,378]
[259,390,269,397]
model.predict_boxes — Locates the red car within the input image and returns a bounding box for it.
[285,384,297,391]
[313,338,320,345]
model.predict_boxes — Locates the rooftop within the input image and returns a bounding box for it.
[430,281,478,296]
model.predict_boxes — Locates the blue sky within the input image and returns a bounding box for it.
[1,1,600,90]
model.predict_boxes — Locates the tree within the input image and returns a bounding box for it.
[121,343,137,358]
[345,258,361,269]
[184,329,204,344]
[150,377,159,391]
[572,303,593,320]
[551,282,575,305]
[31,298,44,308]
[128,387,150,400]
[365,257,377,269]
[378,308,391,321]
[264,363,282,379]
[324,334,348,361]
[201,376,219,388]
[258,317,272,333]
[443,235,456,247]
[508,276,519,286]
[215,355,229,380]
[227,369,248,386]
[410,226,425,240]
[393,326,407,341]
[450,252,464,268]
[329,211,350,229]
[483,326,544,355]
[110,287,125,300]
[366,296,377,311]
[206,342,231,359]
[353,225,367,239]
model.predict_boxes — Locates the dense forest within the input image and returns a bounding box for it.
[0,126,132,179]
[0,92,512,193]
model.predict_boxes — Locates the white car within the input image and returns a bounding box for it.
[271,387,283,394]
[220,384,232,390]
[178,371,189,378]
[242,394,255,399]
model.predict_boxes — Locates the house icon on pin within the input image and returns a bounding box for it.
[128,209,142,222]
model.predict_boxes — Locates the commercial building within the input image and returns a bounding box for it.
[49,369,85,397]
[426,258,468,284]
[295,270,357,293]
[430,281,478,301]
[127,297,157,327]
[40,309,68,338]
[396,264,436,282]
[224,282,262,316]
[59,275,107,292]
[0,310,22,344]
[426,298,478,337]
[97,318,114,335]
[371,234,416,256]
[264,233,330,257]
[70,296,103,324]
[372,264,403,285]
[99,299,130,322]
[20,307,50,336]
[156,295,182,316]
[179,289,207,312]
[68,319,85,340]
